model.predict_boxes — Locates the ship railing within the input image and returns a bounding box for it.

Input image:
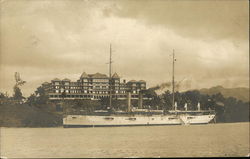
[167,110,216,115]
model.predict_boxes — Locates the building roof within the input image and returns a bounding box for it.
[112,72,120,78]
[52,78,60,81]
[62,78,71,81]
[89,72,108,78]
[42,82,49,85]
[80,72,89,78]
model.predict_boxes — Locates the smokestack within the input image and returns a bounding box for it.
[174,102,177,111]
[138,92,143,109]
[184,103,187,111]
[197,102,200,111]
[127,91,131,112]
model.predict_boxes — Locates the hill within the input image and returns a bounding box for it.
[199,86,249,102]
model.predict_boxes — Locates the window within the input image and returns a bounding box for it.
[104,117,114,120]
[168,117,178,120]
[126,117,136,121]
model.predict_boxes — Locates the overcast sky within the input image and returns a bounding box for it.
[0,0,249,97]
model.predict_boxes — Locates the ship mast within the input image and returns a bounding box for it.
[172,49,175,110]
[109,44,112,109]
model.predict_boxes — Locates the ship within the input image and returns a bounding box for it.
[63,46,215,127]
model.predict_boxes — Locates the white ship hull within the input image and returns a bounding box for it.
[63,113,216,127]
[179,114,215,125]
[63,115,182,127]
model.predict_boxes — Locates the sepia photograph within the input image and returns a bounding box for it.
[0,0,249,158]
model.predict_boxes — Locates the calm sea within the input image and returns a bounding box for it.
[0,122,249,158]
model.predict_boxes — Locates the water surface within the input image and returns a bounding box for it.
[1,122,249,158]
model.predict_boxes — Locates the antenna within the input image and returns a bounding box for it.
[172,49,175,110]
[109,44,112,109]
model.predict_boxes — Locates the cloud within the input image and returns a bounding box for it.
[105,0,249,41]
[0,0,248,97]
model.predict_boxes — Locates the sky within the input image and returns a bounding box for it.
[0,0,249,97]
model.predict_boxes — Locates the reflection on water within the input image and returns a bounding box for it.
[1,122,249,158]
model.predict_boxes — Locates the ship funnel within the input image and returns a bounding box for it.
[127,91,132,112]
[174,102,177,111]
[184,103,187,111]
[138,91,143,109]
[197,102,200,111]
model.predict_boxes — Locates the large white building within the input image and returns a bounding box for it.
[41,72,146,100]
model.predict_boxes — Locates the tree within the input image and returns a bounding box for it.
[143,88,157,98]
[13,72,26,102]
[0,92,7,99]
[0,91,9,105]
[0,92,4,99]
[13,86,24,100]
[182,90,201,110]
[143,89,161,109]
[34,86,49,105]
[161,90,172,110]
[27,93,37,106]
[212,93,225,103]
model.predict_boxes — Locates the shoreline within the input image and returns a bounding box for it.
[1,121,249,128]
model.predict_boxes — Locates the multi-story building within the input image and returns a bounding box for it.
[41,72,146,100]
